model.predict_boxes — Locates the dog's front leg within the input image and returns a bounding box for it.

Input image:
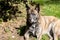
[37,33,42,40]
[54,33,58,40]
[24,31,30,40]
[36,27,42,40]
[47,33,53,40]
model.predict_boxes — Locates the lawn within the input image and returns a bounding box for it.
[41,3,60,18]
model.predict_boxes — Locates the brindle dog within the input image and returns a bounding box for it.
[23,0,60,40]
[24,4,40,40]
[24,2,58,40]
[24,4,52,40]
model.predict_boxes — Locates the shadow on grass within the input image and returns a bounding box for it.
[16,25,27,36]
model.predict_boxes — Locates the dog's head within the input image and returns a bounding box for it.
[26,4,40,23]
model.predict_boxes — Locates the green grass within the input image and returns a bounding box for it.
[41,34,49,40]
[41,4,60,18]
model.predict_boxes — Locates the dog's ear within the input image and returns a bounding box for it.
[25,4,30,11]
[35,4,40,13]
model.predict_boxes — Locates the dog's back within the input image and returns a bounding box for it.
[38,16,57,31]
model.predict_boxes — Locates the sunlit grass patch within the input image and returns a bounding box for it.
[58,37,60,40]
[41,4,60,18]
[41,34,49,40]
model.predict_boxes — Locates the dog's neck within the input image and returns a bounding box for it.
[29,22,39,37]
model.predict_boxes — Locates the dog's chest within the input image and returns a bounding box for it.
[29,23,39,36]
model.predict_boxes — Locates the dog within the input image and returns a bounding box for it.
[24,3,40,40]
[24,3,58,40]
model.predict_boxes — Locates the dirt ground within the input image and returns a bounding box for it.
[0,17,26,40]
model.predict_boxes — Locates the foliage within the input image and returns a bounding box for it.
[0,0,22,22]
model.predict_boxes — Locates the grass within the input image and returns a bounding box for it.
[41,34,49,40]
[41,3,60,18]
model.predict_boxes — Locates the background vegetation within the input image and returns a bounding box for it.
[0,0,22,22]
